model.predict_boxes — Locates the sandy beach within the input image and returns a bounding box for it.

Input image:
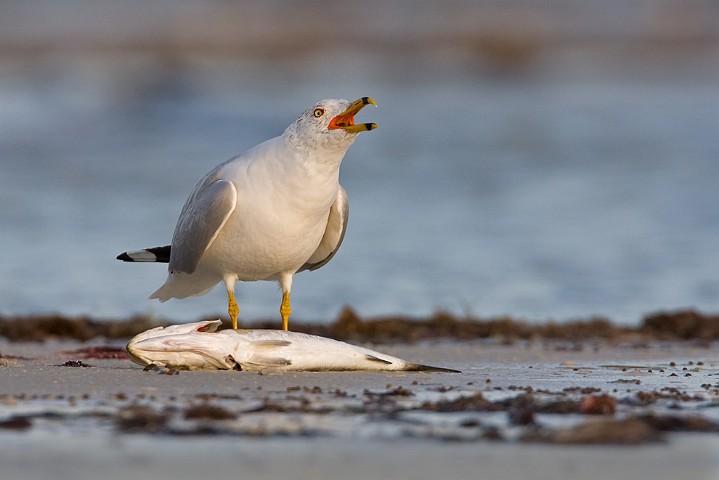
[2,336,718,480]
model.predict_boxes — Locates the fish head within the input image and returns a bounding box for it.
[126,320,237,370]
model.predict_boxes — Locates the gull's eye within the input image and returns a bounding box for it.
[313,108,324,118]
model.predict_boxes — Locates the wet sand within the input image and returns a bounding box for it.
[1,337,718,480]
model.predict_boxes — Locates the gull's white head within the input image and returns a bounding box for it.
[285,97,378,151]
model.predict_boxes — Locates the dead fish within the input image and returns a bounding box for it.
[126,320,459,373]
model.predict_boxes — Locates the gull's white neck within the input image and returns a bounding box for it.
[280,130,354,180]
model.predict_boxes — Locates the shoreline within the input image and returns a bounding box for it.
[1,307,718,343]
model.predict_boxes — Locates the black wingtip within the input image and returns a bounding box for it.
[117,252,132,262]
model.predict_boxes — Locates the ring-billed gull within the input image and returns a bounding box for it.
[118,97,377,330]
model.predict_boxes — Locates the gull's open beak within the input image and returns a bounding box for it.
[328,97,378,133]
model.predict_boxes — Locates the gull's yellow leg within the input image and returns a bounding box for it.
[280,292,291,331]
[228,290,240,330]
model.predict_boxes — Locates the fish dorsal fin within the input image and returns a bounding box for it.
[240,338,293,369]
[365,354,392,365]
[251,340,292,349]
[196,320,222,333]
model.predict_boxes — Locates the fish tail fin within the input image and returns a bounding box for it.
[404,363,461,373]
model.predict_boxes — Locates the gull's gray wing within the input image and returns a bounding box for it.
[169,179,237,274]
[299,186,349,272]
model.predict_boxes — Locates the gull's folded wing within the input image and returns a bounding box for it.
[299,186,349,272]
[169,179,237,274]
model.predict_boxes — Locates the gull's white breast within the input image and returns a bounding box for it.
[196,137,340,281]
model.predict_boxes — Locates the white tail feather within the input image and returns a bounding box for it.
[125,250,160,262]
[149,272,219,301]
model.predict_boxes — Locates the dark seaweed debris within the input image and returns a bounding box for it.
[115,405,171,433]
[6,383,719,444]
[183,404,237,421]
[522,417,663,445]
[57,360,94,368]
[0,416,33,431]
[0,315,159,342]
[640,310,719,341]
[1,307,718,343]
[61,346,129,359]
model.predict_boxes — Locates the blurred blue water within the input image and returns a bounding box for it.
[1,61,718,325]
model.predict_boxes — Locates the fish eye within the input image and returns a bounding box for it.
[313,108,324,118]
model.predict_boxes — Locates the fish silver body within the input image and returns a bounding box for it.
[126,320,459,373]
